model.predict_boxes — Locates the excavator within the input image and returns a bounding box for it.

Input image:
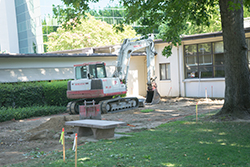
[66,35,161,115]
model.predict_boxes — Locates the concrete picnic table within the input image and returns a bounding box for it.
[65,119,127,139]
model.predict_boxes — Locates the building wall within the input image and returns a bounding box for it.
[0,0,19,53]
[0,56,146,96]
[184,79,225,98]
[155,44,180,97]
[180,37,226,98]
[179,35,244,98]
[127,56,147,96]
[15,0,44,53]
[154,34,245,98]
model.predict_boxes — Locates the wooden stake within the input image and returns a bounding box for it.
[196,102,198,123]
[63,128,65,162]
[75,133,77,167]
[205,87,207,99]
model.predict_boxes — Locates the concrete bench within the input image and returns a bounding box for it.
[65,119,127,139]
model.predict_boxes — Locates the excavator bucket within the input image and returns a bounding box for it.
[146,89,161,104]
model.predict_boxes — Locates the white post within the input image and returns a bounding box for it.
[205,87,207,99]
[211,86,213,98]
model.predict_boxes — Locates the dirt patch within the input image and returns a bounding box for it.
[0,97,223,166]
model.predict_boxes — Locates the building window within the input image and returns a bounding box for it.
[160,63,170,80]
[185,42,224,79]
[185,39,250,79]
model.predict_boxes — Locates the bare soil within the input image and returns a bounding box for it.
[0,97,223,166]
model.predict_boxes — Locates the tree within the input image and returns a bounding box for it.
[46,14,137,52]
[57,0,250,119]
[125,0,250,119]
[42,18,60,52]
[218,0,250,118]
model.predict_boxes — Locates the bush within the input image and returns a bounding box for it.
[0,82,44,108]
[42,81,70,106]
[0,106,66,122]
[0,81,70,108]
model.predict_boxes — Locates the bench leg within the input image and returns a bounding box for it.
[77,127,93,137]
[91,128,115,139]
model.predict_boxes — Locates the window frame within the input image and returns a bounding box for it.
[159,63,171,80]
[184,42,224,79]
[184,39,250,79]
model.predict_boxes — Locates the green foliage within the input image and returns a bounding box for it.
[42,81,70,106]
[53,4,126,25]
[182,5,222,35]
[0,81,70,108]
[0,83,44,108]
[46,14,137,52]
[90,6,124,17]
[112,93,126,98]
[228,1,242,11]
[42,19,60,52]
[140,109,154,113]
[53,4,82,25]
[0,106,66,122]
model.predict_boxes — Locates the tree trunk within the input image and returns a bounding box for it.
[217,0,250,119]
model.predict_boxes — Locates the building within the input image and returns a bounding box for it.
[0,0,44,54]
[1,28,250,98]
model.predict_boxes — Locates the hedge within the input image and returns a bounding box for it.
[0,81,71,108]
[0,106,66,122]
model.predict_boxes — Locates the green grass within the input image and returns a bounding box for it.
[140,109,154,113]
[7,114,250,167]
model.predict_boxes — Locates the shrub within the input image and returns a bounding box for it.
[0,106,66,122]
[0,81,70,108]
[0,82,44,108]
[42,81,70,106]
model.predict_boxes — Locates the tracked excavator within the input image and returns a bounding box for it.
[66,35,161,115]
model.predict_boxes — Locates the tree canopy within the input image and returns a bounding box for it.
[46,14,137,52]
[53,4,126,25]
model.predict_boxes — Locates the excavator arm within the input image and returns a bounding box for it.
[113,35,160,104]
[113,35,157,85]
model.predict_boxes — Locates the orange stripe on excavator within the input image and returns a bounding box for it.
[67,89,127,99]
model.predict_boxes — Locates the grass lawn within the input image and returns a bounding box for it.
[8,113,250,167]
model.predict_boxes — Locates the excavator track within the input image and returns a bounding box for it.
[66,100,85,115]
[100,97,139,114]
[67,97,139,115]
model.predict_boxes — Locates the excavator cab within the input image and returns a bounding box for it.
[74,62,107,80]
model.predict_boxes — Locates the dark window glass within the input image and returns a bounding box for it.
[186,66,198,78]
[198,43,211,55]
[96,64,106,78]
[185,41,226,79]
[214,66,225,77]
[160,64,170,80]
[184,45,197,56]
[89,65,96,78]
[199,66,213,78]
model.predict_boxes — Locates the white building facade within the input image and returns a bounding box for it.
[154,29,250,98]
